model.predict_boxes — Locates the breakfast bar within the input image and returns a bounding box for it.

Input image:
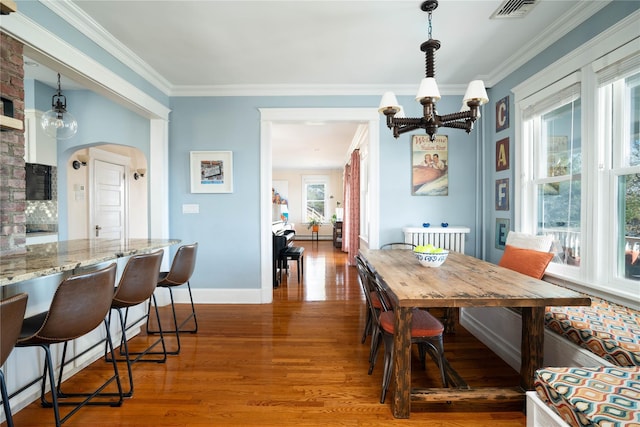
[359,248,591,419]
[0,238,180,416]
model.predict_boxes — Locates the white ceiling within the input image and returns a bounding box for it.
[22,0,608,169]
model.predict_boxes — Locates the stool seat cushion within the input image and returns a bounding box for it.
[285,247,304,257]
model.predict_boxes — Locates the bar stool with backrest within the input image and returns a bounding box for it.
[146,243,198,355]
[16,263,123,427]
[104,250,165,397]
[0,293,28,427]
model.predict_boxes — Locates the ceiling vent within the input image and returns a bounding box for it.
[490,0,539,19]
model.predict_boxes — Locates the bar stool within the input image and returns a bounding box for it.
[105,250,165,397]
[146,243,198,355]
[0,293,28,427]
[16,263,123,427]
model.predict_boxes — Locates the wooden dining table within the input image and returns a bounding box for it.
[359,248,591,419]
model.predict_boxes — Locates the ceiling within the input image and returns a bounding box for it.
[22,0,607,169]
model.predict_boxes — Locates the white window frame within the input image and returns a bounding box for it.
[301,175,330,224]
[513,15,640,304]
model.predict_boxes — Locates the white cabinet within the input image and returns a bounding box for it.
[24,109,56,165]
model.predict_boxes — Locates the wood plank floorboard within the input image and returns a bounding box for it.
[7,241,526,426]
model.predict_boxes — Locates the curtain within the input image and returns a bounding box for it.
[345,150,360,266]
[342,163,350,253]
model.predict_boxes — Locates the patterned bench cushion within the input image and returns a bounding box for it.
[545,297,640,366]
[534,367,640,427]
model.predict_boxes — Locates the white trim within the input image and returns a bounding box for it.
[35,0,608,97]
[40,0,172,95]
[486,1,611,87]
[170,83,469,97]
[0,11,170,120]
[513,10,640,101]
[526,391,570,427]
[259,108,380,299]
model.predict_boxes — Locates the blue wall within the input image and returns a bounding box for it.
[15,0,638,291]
[482,0,640,264]
[169,95,482,289]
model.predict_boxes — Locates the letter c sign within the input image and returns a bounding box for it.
[495,96,509,132]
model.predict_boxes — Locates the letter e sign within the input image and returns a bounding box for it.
[496,137,509,171]
[495,96,509,132]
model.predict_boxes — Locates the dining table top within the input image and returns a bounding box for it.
[359,248,591,309]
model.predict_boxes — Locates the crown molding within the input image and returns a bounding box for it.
[41,0,172,95]
[1,10,171,119]
[170,83,470,97]
[483,0,611,87]
[33,0,613,98]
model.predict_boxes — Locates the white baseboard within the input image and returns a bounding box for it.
[153,287,266,306]
[460,307,611,371]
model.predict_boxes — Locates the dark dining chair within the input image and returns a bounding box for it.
[355,255,383,366]
[0,293,28,427]
[146,243,198,355]
[16,263,123,427]
[105,249,165,397]
[369,273,448,403]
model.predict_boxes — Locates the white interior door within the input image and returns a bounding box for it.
[92,159,126,239]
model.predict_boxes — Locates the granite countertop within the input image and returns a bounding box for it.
[0,238,180,286]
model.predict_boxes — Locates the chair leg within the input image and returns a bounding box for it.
[368,325,382,375]
[123,294,168,361]
[45,320,124,420]
[0,370,14,427]
[361,309,372,344]
[147,281,198,357]
[380,332,395,403]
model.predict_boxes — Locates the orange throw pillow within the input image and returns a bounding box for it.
[498,245,554,279]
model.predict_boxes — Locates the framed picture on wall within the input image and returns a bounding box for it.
[411,134,448,196]
[190,151,234,193]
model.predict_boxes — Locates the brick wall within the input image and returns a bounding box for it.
[0,31,26,254]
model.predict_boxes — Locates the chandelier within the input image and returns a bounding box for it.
[41,73,78,140]
[378,0,488,140]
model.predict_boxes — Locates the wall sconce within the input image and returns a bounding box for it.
[72,154,89,170]
[133,168,146,180]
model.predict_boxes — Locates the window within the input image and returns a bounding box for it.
[302,175,328,223]
[601,71,640,283]
[515,29,640,301]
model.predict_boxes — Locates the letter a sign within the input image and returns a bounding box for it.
[496,137,509,171]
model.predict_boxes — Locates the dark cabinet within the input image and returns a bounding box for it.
[333,221,343,248]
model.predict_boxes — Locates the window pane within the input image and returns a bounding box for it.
[538,100,582,179]
[621,173,640,280]
[306,183,326,221]
[537,179,581,266]
[627,73,640,167]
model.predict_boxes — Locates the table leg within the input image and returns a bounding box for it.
[520,306,544,390]
[391,306,412,418]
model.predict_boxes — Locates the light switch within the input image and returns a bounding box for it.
[182,204,199,214]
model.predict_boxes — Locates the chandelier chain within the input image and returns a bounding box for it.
[427,11,433,40]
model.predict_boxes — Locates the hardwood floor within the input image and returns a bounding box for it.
[8,241,526,426]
